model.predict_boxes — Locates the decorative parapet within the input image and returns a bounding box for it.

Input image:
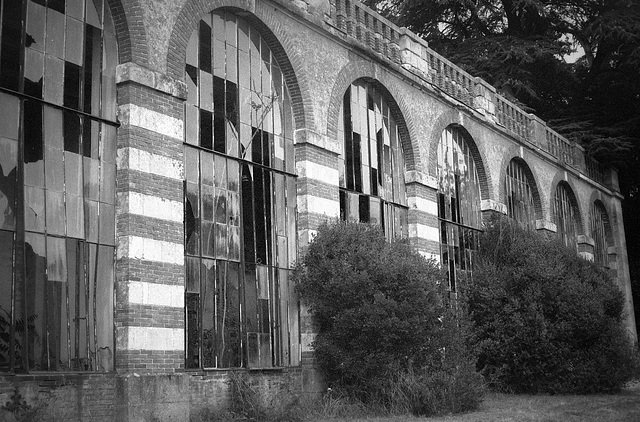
[325,0,613,190]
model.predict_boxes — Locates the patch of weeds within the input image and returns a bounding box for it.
[227,372,305,422]
[1,390,41,422]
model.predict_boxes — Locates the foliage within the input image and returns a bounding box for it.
[465,216,640,394]
[293,221,483,416]
[364,0,640,336]
[0,307,38,372]
[228,372,304,422]
[0,389,42,422]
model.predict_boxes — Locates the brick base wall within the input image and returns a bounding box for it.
[0,368,322,421]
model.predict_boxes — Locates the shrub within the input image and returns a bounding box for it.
[466,216,640,394]
[293,222,484,416]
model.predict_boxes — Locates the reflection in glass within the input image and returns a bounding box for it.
[437,126,482,292]
[338,80,408,239]
[554,183,578,250]
[0,0,117,372]
[184,10,299,369]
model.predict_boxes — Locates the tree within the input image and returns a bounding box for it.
[466,217,639,393]
[293,222,483,415]
[365,0,640,335]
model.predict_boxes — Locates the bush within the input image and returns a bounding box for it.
[293,222,484,416]
[466,216,640,394]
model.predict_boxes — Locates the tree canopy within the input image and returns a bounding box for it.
[365,0,640,162]
[364,0,640,333]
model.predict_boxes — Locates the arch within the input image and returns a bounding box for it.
[549,173,585,236]
[167,0,312,133]
[106,0,147,66]
[326,60,420,173]
[499,155,543,222]
[428,116,491,202]
[588,191,615,244]
[591,199,614,266]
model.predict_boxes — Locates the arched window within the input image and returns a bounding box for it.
[554,182,578,249]
[504,159,536,229]
[590,201,610,267]
[183,10,299,369]
[338,80,407,239]
[0,0,117,372]
[437,126,482,292]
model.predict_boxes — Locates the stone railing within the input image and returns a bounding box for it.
[326,0,610,188]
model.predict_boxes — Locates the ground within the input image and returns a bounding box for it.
[310,383,640,422]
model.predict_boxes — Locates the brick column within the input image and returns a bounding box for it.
[405,170,440,262]
[115,63,188,373]
[577,235,595,261]
[294,128,340,394]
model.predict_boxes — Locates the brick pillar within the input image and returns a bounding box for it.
[405,170,440,262]
[294,128,340,394]
[535,219,557,241]
[577,235,595,261]
[115,63,188,373]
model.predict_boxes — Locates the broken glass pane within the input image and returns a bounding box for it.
[24,186,45,232]
[63,111,82,153]
[24,49,44,99]
[185,181,200,255]
[0,137,17,230]
[0,1,23,90]
[199,20,212,74]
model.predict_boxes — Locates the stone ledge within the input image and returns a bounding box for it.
[117,62,188,100]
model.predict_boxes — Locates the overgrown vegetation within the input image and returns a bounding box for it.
[293,222,484,416]
[191,372,304,422]
[465,216,640,394]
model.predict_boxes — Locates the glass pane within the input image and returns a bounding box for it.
[84,200,99,243]
[0,137,18,230]
[0,231,14,370]
[24,186,46,232]
[46,190,66,236]
[95,245,114,371]
[25,232,47,370]
[201,259,215,368]
[64,151,83,195]
[99,203,115,245]
[185,256,201,293]
[65,194,84,239]
[185,182,200,255]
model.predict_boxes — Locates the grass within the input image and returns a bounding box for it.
[307,383,640,422]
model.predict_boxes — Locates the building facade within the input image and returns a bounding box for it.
[0,0,635,419]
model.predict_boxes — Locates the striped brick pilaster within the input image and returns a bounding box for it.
[405,170,441,262]
[115,63,188,373]
[294,129,341,250]
[294,129,340,372]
